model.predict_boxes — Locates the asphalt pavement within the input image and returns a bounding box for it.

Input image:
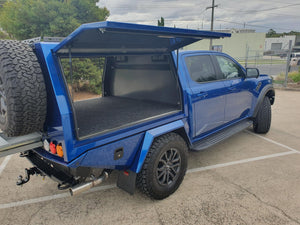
[256,64,299,77]
[0,89,300,225]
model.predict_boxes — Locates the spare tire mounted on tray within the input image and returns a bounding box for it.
[0,40,47,136]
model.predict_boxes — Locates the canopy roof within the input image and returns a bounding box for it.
[53,21,231,56]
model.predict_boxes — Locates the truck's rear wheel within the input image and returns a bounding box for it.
[0,40,47,136]
[137,133,188,199]
[253,96,271,134]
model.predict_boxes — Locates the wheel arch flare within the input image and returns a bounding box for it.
[131,120,190,173]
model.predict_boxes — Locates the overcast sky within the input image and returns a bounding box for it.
[97,0,300,33]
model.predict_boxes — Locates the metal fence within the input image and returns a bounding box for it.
[234,49,299,78]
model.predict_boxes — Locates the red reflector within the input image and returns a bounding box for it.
[50,142,56,154]
[123,171,129,176]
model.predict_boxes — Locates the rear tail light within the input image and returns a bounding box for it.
[43,140,64,158]
[43,139,50,151]
[49,142,56,154]
[56,144,64,157]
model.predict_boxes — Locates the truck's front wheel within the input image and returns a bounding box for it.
[253,96,271,134]
[137,133,188,199]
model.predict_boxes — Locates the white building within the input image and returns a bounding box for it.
[184,29,265,60]
[265,35,296,52]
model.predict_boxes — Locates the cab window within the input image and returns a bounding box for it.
[185,55,217,83]
[216,56,244,79]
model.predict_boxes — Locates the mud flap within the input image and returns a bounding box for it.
[117,170,136,195]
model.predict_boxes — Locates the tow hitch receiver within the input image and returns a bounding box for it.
[16,167,44,186]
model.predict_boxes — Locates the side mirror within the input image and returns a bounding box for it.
[246,68,260,78]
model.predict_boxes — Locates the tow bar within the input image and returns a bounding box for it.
[16,167,44,185]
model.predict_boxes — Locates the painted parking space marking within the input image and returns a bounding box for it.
[0,192,70,210]
[0,150,297,209]
[187,151,295,174]
[0,155,12,176]
[0,184,116,209]
[245,130,300,153]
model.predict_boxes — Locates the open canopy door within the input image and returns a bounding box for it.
[53,21,231,56]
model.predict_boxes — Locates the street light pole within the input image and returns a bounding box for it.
[206,0,218,50]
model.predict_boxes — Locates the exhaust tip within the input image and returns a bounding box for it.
[69,172,109,196]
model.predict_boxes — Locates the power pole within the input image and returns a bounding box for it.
[284,40,292,87]
[206,0,218,50]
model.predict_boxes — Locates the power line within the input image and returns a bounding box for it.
[254,3,300,12]
[217,6,300,17]
[267,12,300,17]
[219,3,300,14]
[215,19,298,31]
[103,1,300,32]
[267,0,297,4]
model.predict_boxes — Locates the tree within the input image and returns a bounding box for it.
[266,29,300,38]
[61,58,104,95]
[0,0,109,40]
[266,29,277,37]
[283,31,300,36]
[0,0,109,95]
[157,17,164,27]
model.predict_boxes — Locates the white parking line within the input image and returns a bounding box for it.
[1,132,299,210]
[0,155,12,176]
[0,184,116,209]
[0,192,70,209]
[245,130,300,153]
[187,151,295,174]
[0,150,297,209]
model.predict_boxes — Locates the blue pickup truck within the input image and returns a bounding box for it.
[0,21,274,199]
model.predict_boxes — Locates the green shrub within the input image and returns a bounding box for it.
[290,72,300,83]
[275,70,300,83]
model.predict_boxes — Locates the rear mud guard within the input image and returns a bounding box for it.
[116,120,187,195]
[132,120,187,174]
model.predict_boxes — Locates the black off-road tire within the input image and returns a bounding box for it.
[253,96,271,134]
[0,40,47,136]
[136,133,188,200]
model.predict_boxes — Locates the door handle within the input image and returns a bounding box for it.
[228,86,236,91]
[197,92,208,98]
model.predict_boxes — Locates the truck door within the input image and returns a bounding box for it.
[213,55,254,123]
[184,54,226,138]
